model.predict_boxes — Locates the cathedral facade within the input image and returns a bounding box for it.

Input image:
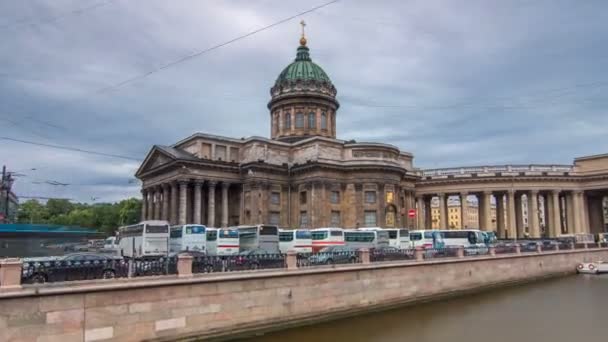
[135,33,419,229]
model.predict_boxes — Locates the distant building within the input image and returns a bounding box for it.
[430,197,497,230]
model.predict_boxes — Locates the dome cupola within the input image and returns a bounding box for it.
[268,22,339,142]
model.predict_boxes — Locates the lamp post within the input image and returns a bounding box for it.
[1,166,15,223]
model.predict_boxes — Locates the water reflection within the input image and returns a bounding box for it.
[240,275,608,342]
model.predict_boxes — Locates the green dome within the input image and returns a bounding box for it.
[275,45,333,85]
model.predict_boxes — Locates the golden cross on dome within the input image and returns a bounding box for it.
[299,20,307,46]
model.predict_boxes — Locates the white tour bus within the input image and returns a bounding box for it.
[344,229,390,250]
[233,225,280,253]
[310,228,345,252]
[206,228,240,256]
[360,227,410,249]
[440,229,488,254]
[117,220,170,258]
[169,224,207,254]
[278,229,313,254]
[409,230,445,249]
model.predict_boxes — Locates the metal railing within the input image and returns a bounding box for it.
[370,248,415,262]
[297,251,359,267]
[192,254,285,273]
[420,164,573,177]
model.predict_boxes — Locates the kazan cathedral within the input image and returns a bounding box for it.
[135,30,419,230]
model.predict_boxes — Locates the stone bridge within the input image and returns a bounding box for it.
[414,154,608,238]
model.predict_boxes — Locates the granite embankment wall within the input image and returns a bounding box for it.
[1,249,607,342]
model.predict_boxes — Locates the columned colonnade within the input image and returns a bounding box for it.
[140,179,234,227]
[415,189,593,238]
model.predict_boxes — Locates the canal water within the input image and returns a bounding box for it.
[240,275,608,342]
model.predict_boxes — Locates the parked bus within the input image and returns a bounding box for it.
[169,224,206,254]
[440,229,488,254]
[206,228,239,256]
[117,220,170,258]
[409,230,445,249]
[278,229,313,254]
[360,228,410,249]
[344,229,389,250]
[233,225,280,253]
[311,228,345,253]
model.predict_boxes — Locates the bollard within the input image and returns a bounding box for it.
[127,259,135,278]
[414,247,424,262]
[515,244,521,255]
[0,258,23,290]
[456,246,465,258]
[570,241,575,250]
[358,248,370,264]
[489,246,496,256]
[536,244,542,253]
[555,243,560,251]
[286,250,298,270]
[177,253,193,277]
[584,242,589,249]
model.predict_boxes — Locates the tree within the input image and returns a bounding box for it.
[17,199,48,224]
[46,199,73,217]
[118,198,142,226]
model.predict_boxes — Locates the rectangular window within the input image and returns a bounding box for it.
[300,191,307,204]
[321,112,327,130]
[386,191,394,204]
[300,211,308,227]
[270,192,280,205]
[308,112,316,128]
[330,210,341,227]
[215,145,227,160]
[295,113,304,128]
[269,211,280,225]
[284,112,291,129]
[364,211,377,227]
[330,191,340,204]
[229,147,239,162]
[365,191,377,204]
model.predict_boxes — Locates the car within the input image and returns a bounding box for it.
[22,252,126,284]
[308,246,358,265]
[372,246,413,262]
[232,248,284,270]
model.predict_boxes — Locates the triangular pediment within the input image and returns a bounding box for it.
[135,146,178,177]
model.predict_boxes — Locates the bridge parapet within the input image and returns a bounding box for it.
[419,164,574,179]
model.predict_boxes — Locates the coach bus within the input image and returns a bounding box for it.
[409,230,445,249]
[278,229,313,253]
[310,228,345,253]
[440,229,488,254]
[169,224,206,254]
[206,228,239,256]
[344,229,389,250]
[118,220,170,258]
[233,225,280,253]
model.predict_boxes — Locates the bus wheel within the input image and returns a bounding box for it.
[325,259,333,265]
[204,265,214,273]
[31,273,46,284]
[102,270,116,279]
[349,257,357,264]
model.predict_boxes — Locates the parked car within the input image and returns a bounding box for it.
[308,246,358,265]
[232,248,284,270]
[22,252,125,284]
[372,246,413,262]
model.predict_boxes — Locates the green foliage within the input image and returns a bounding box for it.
[17,198,142,236]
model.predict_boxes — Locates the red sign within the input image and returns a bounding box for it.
[408,209,416,218]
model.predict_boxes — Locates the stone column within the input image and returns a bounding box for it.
[566,191,576,234]
[496,193,505,238]
[221,182,230,228]
[193,181,203,224]
[207,181,217,227]
[528,190,540,238]
[482,191,492,230]
[424,196,432,230]
[178,181,188,225]
[438,193,448,229]
[582,192,590,233]
[515,193,524,238]
[170,182,178,225]
[161,184,170,221]
[550,190,562,237]
[506,190,517,238]
[460,192,468,229]
[154,188,161,220]
[416,197,425,229]
[572,191,583,234]
[141,189,148,221]
[147,190,154,220]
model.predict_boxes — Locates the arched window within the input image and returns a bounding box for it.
[284,112,291,130]
[295,112,304,128]
[321,112,327,130]
[308,112,316,128]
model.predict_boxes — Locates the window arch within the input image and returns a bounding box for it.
[295,112,304,128]
[308,112,316,129]
[321,112,327,130]
[284,112,291,130]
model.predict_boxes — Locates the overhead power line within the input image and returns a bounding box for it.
[0,136,141,161]
[96,0,340,94]
[0,0,115,30]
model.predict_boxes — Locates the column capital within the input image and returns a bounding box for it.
[483,190,493,195]
[551,189,561,195]
[178,180,189,188]
[207,180,218,188]
[161,183,170,190]
[529,189,539,195]
[193,180,204,187]
[222,181,232,189]
[437,193,446,199]
[572,189,583,195]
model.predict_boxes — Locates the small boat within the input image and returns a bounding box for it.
[576,261,608,274]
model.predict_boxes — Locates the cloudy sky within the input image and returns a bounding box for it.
[1,0,607,203]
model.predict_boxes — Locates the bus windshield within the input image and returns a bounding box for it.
[219,229,238,238]
[296,230,311,239]
[146,225,168,234]
[410,233,422,241]
[387,230,397,239]
[185,226,205,234]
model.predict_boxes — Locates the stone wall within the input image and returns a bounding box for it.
[2,249,608,342]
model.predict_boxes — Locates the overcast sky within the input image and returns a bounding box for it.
[1,0,607,203]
